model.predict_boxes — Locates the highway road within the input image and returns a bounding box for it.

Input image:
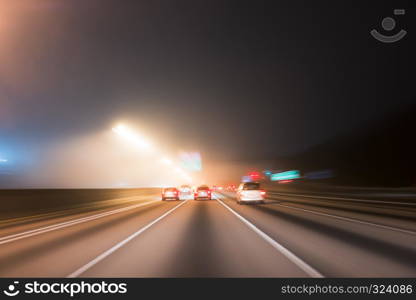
[0,190,415,277]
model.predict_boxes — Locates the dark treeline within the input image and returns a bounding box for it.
[276,104,416,187]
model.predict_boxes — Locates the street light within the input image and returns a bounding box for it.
[112,124,153,150]
[112,123,192,182]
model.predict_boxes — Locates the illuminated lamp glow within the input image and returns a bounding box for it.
[112,124,153,150]
[160,157,173,165]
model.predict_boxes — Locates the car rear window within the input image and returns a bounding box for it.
[243,183,260,190]
[164,188,177,192]
[197,186,209,191]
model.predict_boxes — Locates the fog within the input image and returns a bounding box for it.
[20,130,184,188]
[3,127,270,188]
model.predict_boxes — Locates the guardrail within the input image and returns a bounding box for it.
[219,189,416,219]
[262,182,416,199]
[0,188,160,221]
[266,191,416,220]
[267,191,416,207]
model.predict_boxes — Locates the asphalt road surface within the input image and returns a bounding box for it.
[0,191,415,277]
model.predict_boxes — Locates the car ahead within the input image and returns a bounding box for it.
[236,182,266,204]
[161,187,179,201]
[194,185,212,200]
[178,184,193,200]
[226,184,236,192]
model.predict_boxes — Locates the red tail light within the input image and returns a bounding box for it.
[260,190,266,196]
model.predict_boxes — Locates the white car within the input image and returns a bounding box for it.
[236,182,266,204]
[178,184,193,200]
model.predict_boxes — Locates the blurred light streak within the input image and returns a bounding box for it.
[112,124,153,150]
[160,157,173,165]
[270,170,300,181]
[304,169,333,180]
[278,179,294,184]
[112,123,192,183]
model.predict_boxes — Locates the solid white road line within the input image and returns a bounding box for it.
[215,197,323,278]
[0,200,160,245]
[221,192,416,235]
[269,192,416,206]
[67,200,188,278]
[275,203,416,235]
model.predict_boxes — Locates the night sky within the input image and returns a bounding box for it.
[0,0,414,185]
